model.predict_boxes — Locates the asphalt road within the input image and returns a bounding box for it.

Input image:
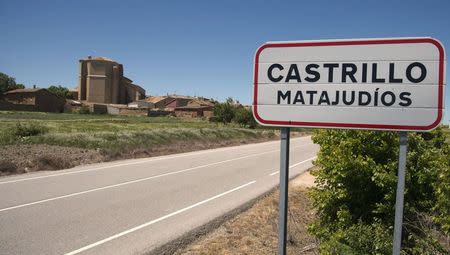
[0,136,319,255]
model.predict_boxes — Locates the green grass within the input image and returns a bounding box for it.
[0,111,231,134]
[0,111,276,155]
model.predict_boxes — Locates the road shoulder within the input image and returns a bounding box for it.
[151,170,318,255]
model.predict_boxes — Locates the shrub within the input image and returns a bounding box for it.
[233,107,256,128]
[13,122,48,137]
[212,98,258,128]
[309,127,450,253]
[434,140,450,234]
[319,220,392,255]
[213,101,235,124]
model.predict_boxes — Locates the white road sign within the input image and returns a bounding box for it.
[253,38,446,131]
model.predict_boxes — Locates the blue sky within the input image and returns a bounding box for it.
[1,0,449,124]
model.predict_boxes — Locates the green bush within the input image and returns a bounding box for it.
[319,220,392,255]
[233,107,256,128]
[213,101,235,124]
[212,98,258,128]
[309,127,450,254]
[13,122,49,137]
[434,140,450,234]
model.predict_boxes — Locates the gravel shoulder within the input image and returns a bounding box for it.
[0,134,310,176]
[0,144,105,175]
[168,171,318,255]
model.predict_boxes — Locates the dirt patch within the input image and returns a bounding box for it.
[168,172,318,255]
[291,170,317,189]
[108,132,309,160]
[0,133,309,176]
[0,144,105,175]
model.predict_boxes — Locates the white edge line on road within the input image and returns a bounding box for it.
[0,137,312,185]
[63,180,256,255]
[269,156,317,176]
[0,146,308,213]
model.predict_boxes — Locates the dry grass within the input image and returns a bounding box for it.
[0,111,288,174]
[175,173,318,255]
[0,136,280,175]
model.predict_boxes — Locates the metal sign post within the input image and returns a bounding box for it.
[392,131,408,255]
[278,127,290,255]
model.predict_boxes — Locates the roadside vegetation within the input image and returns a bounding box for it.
[173,174,318,255]
[310,127,450,254]
[212,97,257,128]
[171,126,450,255]
[0,111,280,175]
[443,124,450,143]
[211,98,310,134]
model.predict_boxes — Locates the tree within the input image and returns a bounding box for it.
[0,72,24,94]
[213,99,236,124]
[211,97,258,128]
[47,85,73,99]
[225,97,242,106]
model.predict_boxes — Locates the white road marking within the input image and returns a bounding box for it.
[0,137,312,185]
[63,180,256,255]
[269,156,316,176]
[0,146,309,213]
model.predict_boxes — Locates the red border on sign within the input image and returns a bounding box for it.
[253,38,445,131]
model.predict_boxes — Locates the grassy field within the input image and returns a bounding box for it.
[0,111,285,174]
[0,111,278,155]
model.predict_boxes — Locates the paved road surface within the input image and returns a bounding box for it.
[0,136,318,255]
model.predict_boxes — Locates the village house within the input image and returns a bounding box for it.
[0,88,65,113]
[164,95,193,108]
[145,96,176,108]
[173,105,213,118]
[173,98,214,118]
[128,100,154,109]
[143,95,216,118]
